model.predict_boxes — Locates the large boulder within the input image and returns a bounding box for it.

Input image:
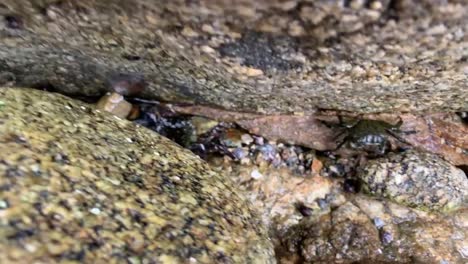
[0,0,467,114]
[0,88,275,263]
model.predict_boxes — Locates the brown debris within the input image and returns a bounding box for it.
[399,113,468,166]
[172,105,336,151]
[236,115,337,151]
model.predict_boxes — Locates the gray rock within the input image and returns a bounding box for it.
[357,150,468,212]
[0,0,467,114]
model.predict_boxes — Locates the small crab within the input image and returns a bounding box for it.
[333,117,414,156]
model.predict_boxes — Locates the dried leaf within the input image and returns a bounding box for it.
[236,115,337,151]
[399,114,468,166]
[172,105,336,150]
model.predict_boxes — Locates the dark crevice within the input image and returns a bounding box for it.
[457,165,468,176]
[4,14,23,29]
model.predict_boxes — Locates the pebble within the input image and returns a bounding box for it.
[259,144,276,160]
[89,207,101,215]
[310,159,323,175]
[251,169,263,180]
[245,67,264,77]
[232,148,246,160]
[426,24,447,35]
[254,136,265,145]
[0,200,8,209]
[370,1,383,10]
[181,26,199,38]
[241,134,254,145]
[96,92,133,119]
[373,217,385,229]
[350,0,365,9]
[200,45,215,53]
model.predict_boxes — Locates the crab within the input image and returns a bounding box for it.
[333,117,414,156]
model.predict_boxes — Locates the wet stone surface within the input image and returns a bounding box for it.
[0,87,275,263]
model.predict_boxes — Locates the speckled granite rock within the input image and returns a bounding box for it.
[1,0,467,114]
[208,159,468,264]
[357,150,468,212]
[0,88,275,263]
[279,195,468,264]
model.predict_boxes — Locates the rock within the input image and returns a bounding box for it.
[310,159,323,175]
[280,196,468,264]
[210,150,467,263]
[241,134,254,145]
[210,159,341,233]
[357,150,468,212]
[244,67,264,77]
[232,147,246,160]
[0,88,274,263]
[1,0,467,114]
[95,92,133,119]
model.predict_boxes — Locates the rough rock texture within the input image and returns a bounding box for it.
[1,0,467,114]
[279,196,468,264]
[357,150,468,212]
[209,159,468,264]
[0,88,274,263]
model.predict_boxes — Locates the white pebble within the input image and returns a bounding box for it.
[241,134,254,145]
[251,169,263,180]
[89,207,101,215]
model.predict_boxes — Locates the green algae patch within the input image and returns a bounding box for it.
[0,88,275,263]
